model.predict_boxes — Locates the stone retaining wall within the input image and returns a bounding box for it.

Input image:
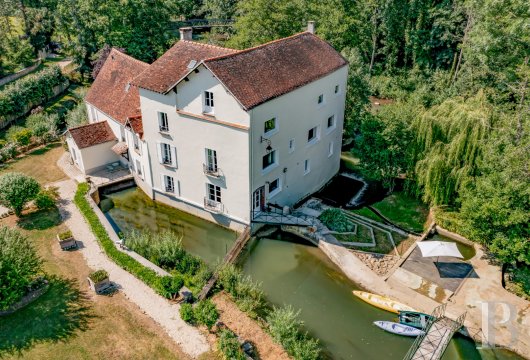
[0,60,41,87]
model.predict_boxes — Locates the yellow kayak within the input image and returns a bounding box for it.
[353,291,416,314]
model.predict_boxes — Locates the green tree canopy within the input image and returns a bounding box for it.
[0,172,41,216]
[0,226,43,310]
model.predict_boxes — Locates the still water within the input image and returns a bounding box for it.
[102,187,519,360]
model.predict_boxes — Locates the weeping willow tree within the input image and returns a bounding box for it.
[412,91,492,205]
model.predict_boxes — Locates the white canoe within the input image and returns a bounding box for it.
[374,321,425,337]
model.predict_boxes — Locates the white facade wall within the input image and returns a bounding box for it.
[248,66,348,211]
[125,128,153,191]
[85,102,126,141]
[66,136,120,174]
[139,69,251,230]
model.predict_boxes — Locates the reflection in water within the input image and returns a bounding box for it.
[103,188,520,360]
[102,187,237,266]
[241,233,481,360]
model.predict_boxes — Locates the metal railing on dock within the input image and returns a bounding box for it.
[403,304,466,360]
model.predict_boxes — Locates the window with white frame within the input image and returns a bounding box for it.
[317,94,324,104]
[135,159,142,176]
[164,175,175,193]
[307,126,319,143]
[327,115,335,129]
[288,138,295,153]
[262,150,277,170]
[304,159,311,174]
[161,143,172,165]
[205,148,218,172]
[207,183,221,202]
[268,178,281,197]
[204,91,214,113]
[158,112,169,132]
[328,142,334,157]
[133,133,140,150]
[264,117,277,134]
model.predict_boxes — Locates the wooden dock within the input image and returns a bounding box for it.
[197,226,251,300]
[404,304,466,360]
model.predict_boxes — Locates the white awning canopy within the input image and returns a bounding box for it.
[417,241,464,259]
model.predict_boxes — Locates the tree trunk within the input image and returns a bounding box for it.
[452,12,473,85]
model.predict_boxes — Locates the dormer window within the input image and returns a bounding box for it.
[204,91,214,114]
[158,112,169,132]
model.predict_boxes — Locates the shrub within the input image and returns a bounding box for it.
[218,329,246,360]
[0,66,67,121]
[0,226,43,310]
[58,230,73,240]
[0,142,17,162]
[194,299,219,330]
[157,275,184,299]
[89,269,109,283]
[65,102,88,128]
[35,186,59,210]
[318,208,354,232]
[26,113,59,143]
[267,306,321,360]
[0,139,6,148]
[0,172,41,216]
[180,303,195,324]
[217,263,266,318]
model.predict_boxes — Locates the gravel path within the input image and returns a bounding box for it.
[55,179,210,358]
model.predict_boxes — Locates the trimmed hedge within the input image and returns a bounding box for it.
[74,183,175,298]
[0,66,66,120]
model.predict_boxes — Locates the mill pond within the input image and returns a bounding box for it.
[101,186,519,360]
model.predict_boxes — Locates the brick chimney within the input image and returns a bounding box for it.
[307,21,315,34]
[180,27,193,41]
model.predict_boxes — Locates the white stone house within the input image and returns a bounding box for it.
[66,25,348,231]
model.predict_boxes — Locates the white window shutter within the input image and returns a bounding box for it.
[171,146,177,168]
[156,142,162,164]
[160,174,165,191]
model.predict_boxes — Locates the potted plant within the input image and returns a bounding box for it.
[88,270,110,294]
[57,230,77,250]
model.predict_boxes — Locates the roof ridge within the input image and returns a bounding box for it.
[180,40,238,53]
[109,48,149,67]
[68,120,108,131]
[204,32,309,63]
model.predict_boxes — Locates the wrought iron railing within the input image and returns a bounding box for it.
[251,206,314,227]
[204,197,223,213]
[203,164,221,177]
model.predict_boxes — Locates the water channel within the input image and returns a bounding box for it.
[101,187,520,360]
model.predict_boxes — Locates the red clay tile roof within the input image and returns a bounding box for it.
[68,121,117,149]
[205,32,348,110]
[126,115,144,139]
[132,41,237,94]
[85,49,149,124]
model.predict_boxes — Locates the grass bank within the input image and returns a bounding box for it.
[351,191,429,233]
[0,207,190,359]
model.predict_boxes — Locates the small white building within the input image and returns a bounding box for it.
[66,24,348,231]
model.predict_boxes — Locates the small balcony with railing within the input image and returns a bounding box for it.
[204,197,224,213]
[203,164,221,178]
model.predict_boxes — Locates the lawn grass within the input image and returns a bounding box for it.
[0,142,67,184]
[0,208,193,360]
[351,191,429,233]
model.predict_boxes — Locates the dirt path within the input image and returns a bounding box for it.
[55,179,211,358]
[212,293,290,360]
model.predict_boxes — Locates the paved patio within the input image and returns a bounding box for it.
[57,153,132,186]
[401,245,476,292]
